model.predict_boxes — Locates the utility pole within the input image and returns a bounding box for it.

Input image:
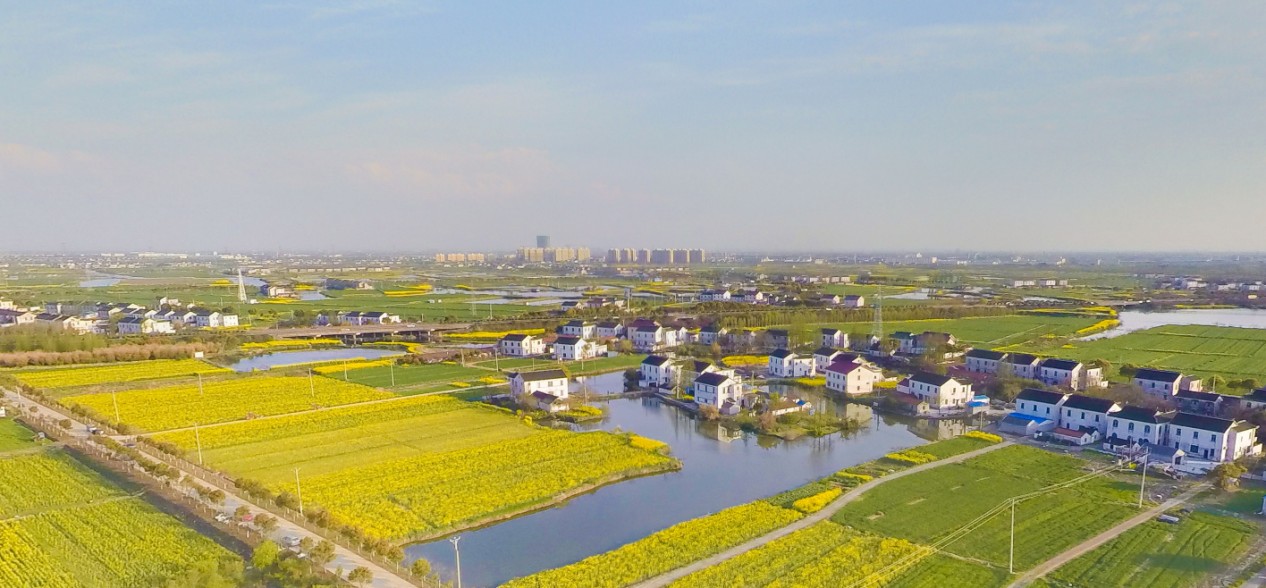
[450,535,463,588]
[197,372,204,397]
[1138,452,1148,508]
[390,362,396,387]
[494,348,500,371]
[308,369,315,398]
[294,468,304,516]
[194,422,204,465]
[112,390,121,424]
[1009,498,1016,575]
[343,360,348,381]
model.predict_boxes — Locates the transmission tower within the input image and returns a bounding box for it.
[236,269,248,303]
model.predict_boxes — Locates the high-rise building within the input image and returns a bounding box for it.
[536,235,551,248]
[638,249,652,264]
[650,249,673,265]
[576,248,591,262]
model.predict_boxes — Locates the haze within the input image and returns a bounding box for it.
[2,1,1264,252]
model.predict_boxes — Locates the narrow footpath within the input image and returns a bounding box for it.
[1,388,417,588]
[631,441,1015,588]
[1008,483,1209,588]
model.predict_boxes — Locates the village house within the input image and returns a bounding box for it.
[892,331,956,356]
[1000,353,1042,379]
[699,289,732,302]
[559,320,596,339]
[552,336,605,361]
[508,369,570,412]
[594,321,625,340]
[813,347,858,372]
[823,360,883,395]
[1242,387,1266,411]
[842,294,865,308]
[766,329,791,349]
[1131,368,1184,398]
[697,325,728,346]
[116,316,174,335]
[1058,394,1120,436]
[0,308,36,326]
[733,289,765,304]
[499,333,545,357]
[629,319,678,352]
[639,355,678,389]
[768,349,815,378]
[818,294,841,305]
[1001,389,1067,435]
[192,310,239,328]
[693,372,743,414]
[1106,406,1174,446]
[339,311,401,325]
[820,328,846,348]
[964,349,1007,374]
[1167,413,1261,462]
[902,372,973,410]
[1036,358,1104,391]
[1174,389,1227,416]
[260,283,296,298]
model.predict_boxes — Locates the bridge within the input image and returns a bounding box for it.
[254,322,473,343]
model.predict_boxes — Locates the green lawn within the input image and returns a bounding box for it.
[0,418,38,451]
[833,445,1142,571]
[331,362,493,390]
[1023,325,1266,384]
[887,554,1009,588]
[1047,511,1257,588]
[800,315,1098,349]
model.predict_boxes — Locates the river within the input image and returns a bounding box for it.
[408,395,963,587]
[226,348,403,372]
[1082,308,1266,340]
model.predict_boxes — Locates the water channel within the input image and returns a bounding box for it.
[226,348,403,372]
[409,395,962,586]
[1082,308,1266,340]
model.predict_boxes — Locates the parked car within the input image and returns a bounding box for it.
[282,536,301,548]
[214,512,230,523]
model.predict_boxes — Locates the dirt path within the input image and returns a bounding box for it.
[630,441,1014,588]
[1007,483,1209,588]
[1,388,418,588]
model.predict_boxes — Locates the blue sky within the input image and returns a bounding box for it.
[1,1,1263,252]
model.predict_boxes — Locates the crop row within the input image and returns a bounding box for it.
[66,374,393,431]
[10,359,229,389]
[503,501,803,588]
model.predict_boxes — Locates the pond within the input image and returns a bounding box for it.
[885,289,930,300]
[297,291,328,301]
[1081,308,1266,340]
[568,370,628,396]
[408,396,964,586]
[226,348,403,372]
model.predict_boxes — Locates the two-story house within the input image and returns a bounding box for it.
[964,349,1007,374]
[1106,406,1174,447]
[768,349,815,378]
[552,336,605,361]
[1132,368,1184,398]
[499,333,545,357]
[823,361,883,395]
[813,348,858,372]
[508,369,570,400]
[1058,394,1120,437]
[559,320,596,339]
[1168,413,1261,462]
[1001,353,1042,379]
[594,321,625,340]
[904,372,972,409]
[698,325,728,346]
[820,328,847,349]
[1001,388,1067,435]
[693,372,743,413]
[639,355,678,389]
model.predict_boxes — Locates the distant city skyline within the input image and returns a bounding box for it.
[2,2,1264,252]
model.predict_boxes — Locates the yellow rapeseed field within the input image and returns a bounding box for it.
[11,359,229,389]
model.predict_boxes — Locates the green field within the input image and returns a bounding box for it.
[0,418,37,451]
[1028,324,1266,383]
[833,446,1141,570]
[1047,511,1256,588]
[804,315,1098,348]
[0,449,235,586]
[151,395,676,541]
[333,361,494,390]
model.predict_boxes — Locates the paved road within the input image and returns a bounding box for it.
[1008,483,1209,588]
[1245,566,1266,588]
[1,388,417,588]
[631,441,1015,588]
[255,323,470,338]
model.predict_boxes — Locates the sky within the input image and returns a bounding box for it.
[1,1,1264,253]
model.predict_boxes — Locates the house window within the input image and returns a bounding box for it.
[1127,422,1134,431]
[1192,432,1199,440]
[1113,419,1119,427]
[1144,425,1151,434]
[1190,444,1199,453]
[1174,428,1181,437]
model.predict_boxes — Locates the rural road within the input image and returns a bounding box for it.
[631,440,1015,588]
[1008,483,1209,588]
[1,388,418,588]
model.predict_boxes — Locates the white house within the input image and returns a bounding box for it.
[693,372,742,412]
[193,311,220,328]
[1058,394,1120,436]
[892,331,956,356]
[905,372,973,409]
[768,349,815,378]
[595,321,625,339]
[842,295,865,308]
[508,369,570,400]
[813,347,858,372]
[340,311,401,325]
[823,361,883,395]
[530,391,568,413]
[629,319,677,352]
[220,313,240,328]
[640,355,678,388]
[698,325,728,345]
[0,309,36,326]
[1132,368,1184,399]
[1013,388,1068,422]
[699,289,732,302]
[1037,358,1103,390]
[499,333,545,357]
[1242,388,1266,411]
[734,290,765,304]
[552,336,605,361]
[820,328,847,349]
[117,316,173,335]
[559,320,597,339]
[1107,406,1174,446]
[964,349,1007,374]
[1001,353,1042,379]
[1168,413,1261,462]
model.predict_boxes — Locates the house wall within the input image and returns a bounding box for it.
[966,357,1000,374]
[1059,406,1115,435]
[1133,378,1180,398]
[1108,417,1162,445]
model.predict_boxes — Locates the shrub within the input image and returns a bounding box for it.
[884,450,938,465]
[964,430,1003,443]
[792,488,843,513]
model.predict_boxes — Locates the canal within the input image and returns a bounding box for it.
[408,394,966,587]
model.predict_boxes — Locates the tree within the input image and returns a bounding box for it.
[310,539,336,566]
[347,566,373,586]
[410,558,432,578]
[252,540,281,570]
[207,489,225,505]
[254,513,278,534]
[234,505,251,520]
[698,405,720,421]
[1210,462,1247,491]
[299,536,314,553]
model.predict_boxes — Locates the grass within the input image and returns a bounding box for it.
[1047,511,1257,588]
[331,362,492,389]
[1023,324,1266,384]
[0,418,38,451]
[887,554,1009,588]
[833,445,1141,571]
[799,315,1098,348]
